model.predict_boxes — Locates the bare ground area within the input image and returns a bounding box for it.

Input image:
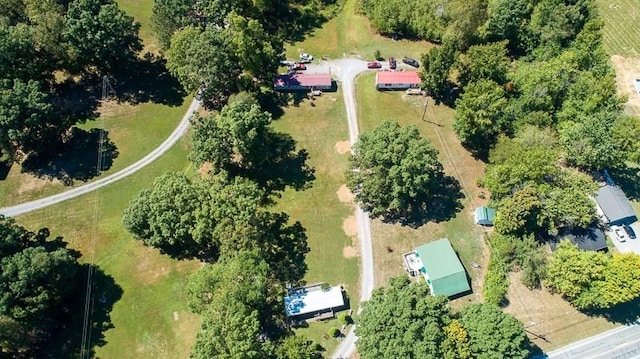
[335,140,351,154]
[336,184,354,203]
[610,55,640,116]
[503,271,617,352]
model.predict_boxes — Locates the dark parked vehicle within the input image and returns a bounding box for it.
[402,56,420,68]
[624,224,637,239]
[367,61,382,69]
[389,57,397,69]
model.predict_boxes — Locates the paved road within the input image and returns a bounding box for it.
[0,98,200,217]
[537,324,640,359]
[306,58,376,359]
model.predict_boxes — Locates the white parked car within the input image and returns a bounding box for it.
[299,53,313,63]
[612,225,627,242]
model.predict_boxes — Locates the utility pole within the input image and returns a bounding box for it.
[421,98,428,122]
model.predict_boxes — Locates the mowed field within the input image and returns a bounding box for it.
[597,0,640,57]
[271,91,359,351]
[354,73,489,299]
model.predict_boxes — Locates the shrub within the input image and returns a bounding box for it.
[483,256,509,306]
[328,327,341,338]
[374,49,382,60]
[338,312,353,325]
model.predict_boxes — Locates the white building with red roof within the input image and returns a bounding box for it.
[375,71,421,90]
[274,73,333,92]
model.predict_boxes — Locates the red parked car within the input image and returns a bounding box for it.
[367,61,382,69]
[389,57,397,69]
[291,63,306,71]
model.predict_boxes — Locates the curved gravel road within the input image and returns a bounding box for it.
[0,98,200,217]
[1,58,374,358]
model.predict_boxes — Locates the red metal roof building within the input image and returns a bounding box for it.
[375,71,421,90]
[274,73,333,91]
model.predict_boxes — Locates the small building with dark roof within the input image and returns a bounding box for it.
[375,71,421,90]
[414,238,471,297]
[594,185,637,226]
[548,227,608,252]
[273,73,333,92]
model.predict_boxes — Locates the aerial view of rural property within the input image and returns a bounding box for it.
[3,0,640,358]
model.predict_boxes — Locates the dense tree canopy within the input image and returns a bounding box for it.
[346,120,446,221]
[356,276,452,359]
[420,41,457,101]
[546,241,640,309]
[190,94,315,193]
[453,79,508,156]
[64,0,143,75]
[0,0,143,163]
[0,216,82,357]
[458,303,529,359]
[356,276,530,359]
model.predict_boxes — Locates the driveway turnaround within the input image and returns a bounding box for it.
[0,98,200,217]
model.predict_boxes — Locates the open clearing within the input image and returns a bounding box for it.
[504,272,617,352]
[355,72,488,295]
[17,138,201,359]
[270,90,359,351]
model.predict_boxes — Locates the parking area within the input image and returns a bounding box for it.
[607,221,640,253]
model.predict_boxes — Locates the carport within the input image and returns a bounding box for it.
[594,185,637,226]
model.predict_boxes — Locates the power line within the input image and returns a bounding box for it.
[79,75,114,359]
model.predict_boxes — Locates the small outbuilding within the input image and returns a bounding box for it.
[548,227,608,252]
[274,73,333,92]
[474,207,496,226]
[594,185,637,226]
[375,71,421,90]
[415,238,471,297]
[284,283,345,321]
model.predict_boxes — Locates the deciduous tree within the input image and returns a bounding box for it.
[458,303,529,359]
[346,120,445,220]
[453,79,508,157]
[356,276,452,359]
[64,0,143,75]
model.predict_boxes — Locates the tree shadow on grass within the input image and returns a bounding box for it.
[233,132,316,195]
[0,160,11,180]
[581,296,640,325]
[42,265,123,359]
[381,173,465,228]
[21,128,118,186]
[283,6,330,44]
[114,54,186,107]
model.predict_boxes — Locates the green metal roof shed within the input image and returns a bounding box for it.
[474,207,496,226]
[415,238,471,297]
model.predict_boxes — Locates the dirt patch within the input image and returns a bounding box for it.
[343,215,358,238]
[335,140,351,154]
[98,100,136,118]
[173,311,180,321]
[197,162,213,175]
[16,172,59,196]
[610,55,640,116]
[503,271,616,352]
[336,184,354,203]
[343,246,358,258]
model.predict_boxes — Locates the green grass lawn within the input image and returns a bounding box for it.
[270,91,359,350]
[597,0,640,56]
[286,0,433,61]
[116,0,159,52]
[0,99,191,207]
[354,73,488,293]
[16,138,201,359]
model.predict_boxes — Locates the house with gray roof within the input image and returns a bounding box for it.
[594,185,637,226]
